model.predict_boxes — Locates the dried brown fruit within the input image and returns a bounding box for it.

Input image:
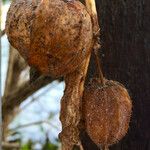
[6,0,93,77]
[82,78,132,148]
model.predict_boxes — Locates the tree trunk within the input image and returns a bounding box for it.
[81,0,150,149]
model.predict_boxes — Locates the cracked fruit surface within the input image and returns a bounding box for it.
[6,0,93,77]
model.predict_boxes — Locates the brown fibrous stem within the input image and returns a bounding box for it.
[100,145,109,150]
[59,53,92,150]
[104,145,109,150]
[85,0,105,86]
[59,0,102,149]
[94,47,105,86]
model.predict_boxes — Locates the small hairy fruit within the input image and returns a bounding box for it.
[83,78,132,147]
[6,0,93,77]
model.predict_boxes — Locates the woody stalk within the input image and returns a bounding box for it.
[59,0,100,149]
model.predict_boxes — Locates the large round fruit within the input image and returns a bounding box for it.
[6,0,93,77]
[83,78,132,147]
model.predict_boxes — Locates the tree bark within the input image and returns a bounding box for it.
[81,0,150,149]
[4,46,27,97]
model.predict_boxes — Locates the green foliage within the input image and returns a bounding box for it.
[42,142,58,150]
[20,138,59,150]
[21,144,31,150]
[2,0,10,4]
[42,136,58,150]
[21,140,33,150]
[2,0,5,3]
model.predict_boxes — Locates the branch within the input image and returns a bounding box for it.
[10,120,59,131]
[2,76,58,116]
[85,0,99,34]
[2,142,20,149]
[2,46,28,140]
[20,85,54,111]
[2,75,61,139]
[3,46,27,97]
[1,29,5,37]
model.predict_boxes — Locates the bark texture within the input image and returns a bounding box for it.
[81,0,150,149]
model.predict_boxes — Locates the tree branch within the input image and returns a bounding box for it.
[10,120,59,131]
[1,29,5,37]
[20,85,53,111]
[4,46,27,97]
[2,76,58,116]
[2,142,20,149]
[2,75,61,139]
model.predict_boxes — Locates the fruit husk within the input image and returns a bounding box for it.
[82,78,132,147]
[6,0,93,77]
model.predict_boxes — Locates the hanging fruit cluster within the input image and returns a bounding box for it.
[6,0,132,149]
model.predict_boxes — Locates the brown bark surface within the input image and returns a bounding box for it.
[81,0,150,149]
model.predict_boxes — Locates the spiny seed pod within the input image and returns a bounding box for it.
[6,0,93,77]
[82,78,132,148]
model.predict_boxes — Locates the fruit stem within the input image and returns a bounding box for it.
[94,48,105,86]
[104,145,109,150]
[85,0,105,86]
[100,145,109,150]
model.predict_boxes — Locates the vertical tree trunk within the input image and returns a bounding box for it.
[81,0,150,149]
